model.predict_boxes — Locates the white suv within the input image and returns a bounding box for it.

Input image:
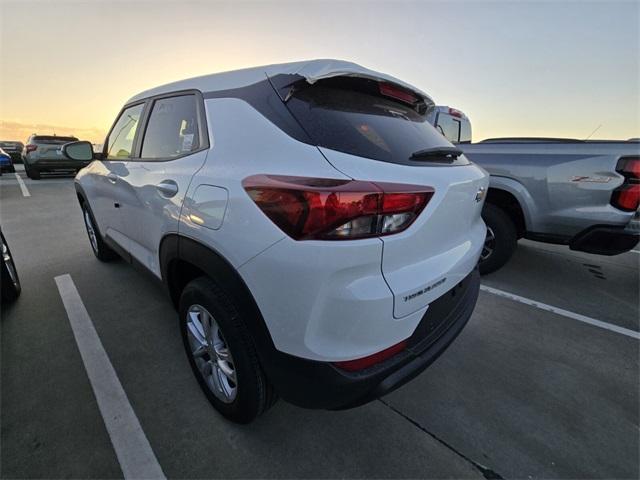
[64,60,489,423]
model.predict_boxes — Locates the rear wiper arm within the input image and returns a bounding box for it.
[410,146,463,160]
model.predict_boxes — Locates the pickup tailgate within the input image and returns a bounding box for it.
[321,148,489,318]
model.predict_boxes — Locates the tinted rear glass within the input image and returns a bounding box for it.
[33,136,78,144]
[285,78,465,165]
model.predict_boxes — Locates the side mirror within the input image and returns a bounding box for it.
[62,141,94,161]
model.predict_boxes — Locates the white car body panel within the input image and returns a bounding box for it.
[178,98,350,269]
[112,151,209,277]
[80,160,129,251]
[239,236,427,361]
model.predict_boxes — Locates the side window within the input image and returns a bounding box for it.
[140,95,200,159]
[459,120,472,144]
[107,104,144,159]
[436,113,461,143]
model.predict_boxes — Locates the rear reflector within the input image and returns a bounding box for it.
[612,157,640,212]
[333,340,408,372]
[378,83,419,105]
[243,175,433,240]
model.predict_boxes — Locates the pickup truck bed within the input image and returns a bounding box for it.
[460,138,639,273]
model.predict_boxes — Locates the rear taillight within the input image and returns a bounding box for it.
[243,175,433,240]
[333,340,407,372]
[25,144,37,153]
[611,157,640,212]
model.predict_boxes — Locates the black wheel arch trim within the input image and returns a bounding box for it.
[159,234,281,381]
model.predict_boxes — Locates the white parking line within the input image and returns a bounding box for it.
[480,285,640,340]
[631,250,640,254]
[55,274,166,479]
[14,173,30,197]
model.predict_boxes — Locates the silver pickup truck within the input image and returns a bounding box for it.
[429,106,640,274]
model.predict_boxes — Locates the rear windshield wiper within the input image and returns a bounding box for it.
[410,146,463,161]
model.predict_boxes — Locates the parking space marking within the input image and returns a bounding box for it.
[480,285,640,340]
[14,173,31,197]
[55,274,166,479]
[631,250,640,254]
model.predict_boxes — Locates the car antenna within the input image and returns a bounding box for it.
[584,124,602,140]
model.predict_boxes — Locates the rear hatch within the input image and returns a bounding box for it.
[280,76,488,318]
[33,136,78,159]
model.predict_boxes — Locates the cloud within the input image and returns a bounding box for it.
[0,120,106,144]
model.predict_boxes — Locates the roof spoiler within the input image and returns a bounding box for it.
[265,59,435,109]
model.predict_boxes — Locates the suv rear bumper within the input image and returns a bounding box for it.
[262,268,480,410]
[27,159,91,171]
[569,224,639,255]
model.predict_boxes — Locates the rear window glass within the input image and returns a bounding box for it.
[285,78,462,165]
[33,136,78,144]
[436,113,461,143]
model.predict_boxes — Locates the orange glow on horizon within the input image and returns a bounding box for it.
[1,2,638,145]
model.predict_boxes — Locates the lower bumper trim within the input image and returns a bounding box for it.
[569,224,639,255]
[261,268,481,410]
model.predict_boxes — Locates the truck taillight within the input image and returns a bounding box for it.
[25,144,37,153]
[242,175,433,240]
[611,157,640,212]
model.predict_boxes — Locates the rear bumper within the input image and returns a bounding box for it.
[27,159,91,170]
[262,268,480,410]
[569,223,639,255]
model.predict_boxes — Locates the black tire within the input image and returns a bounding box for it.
[479,203,517,275]
[80,203,118,261]
[25,164,40,180]
[8,165,15,173]
[179,276,277,424]
[1,230,21,303]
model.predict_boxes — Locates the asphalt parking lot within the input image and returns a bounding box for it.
[1,166,638,479]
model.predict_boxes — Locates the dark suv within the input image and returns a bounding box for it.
[0,141,24,164]
[22,135,90,179]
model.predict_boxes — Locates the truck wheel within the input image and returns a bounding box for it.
[179,276,277,424]
[479,203,517,275]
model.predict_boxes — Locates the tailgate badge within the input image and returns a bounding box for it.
[403,277,446,302]
[570,175,611,183]
[475,187,486,202]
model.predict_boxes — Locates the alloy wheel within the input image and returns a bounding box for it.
[186,304,238,403]
[481,226,496,262]
[83,210,99,253]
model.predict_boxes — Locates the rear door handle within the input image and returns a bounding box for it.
[107,173,118,184]
[156,180,179,198]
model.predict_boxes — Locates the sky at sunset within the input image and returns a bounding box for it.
[1,0,638,144]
